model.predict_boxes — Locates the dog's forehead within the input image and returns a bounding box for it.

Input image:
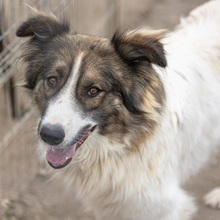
[67,34,113,54]
[45,34,117,93]
[49,34,116,70]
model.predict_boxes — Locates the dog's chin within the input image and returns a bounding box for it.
[46,126,96,169]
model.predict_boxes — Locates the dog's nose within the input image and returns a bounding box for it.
[40,124,65,145]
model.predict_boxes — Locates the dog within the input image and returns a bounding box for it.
[16,1,220,219]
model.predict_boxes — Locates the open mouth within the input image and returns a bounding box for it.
[46,126,96,169]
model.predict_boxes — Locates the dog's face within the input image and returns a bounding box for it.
[17,12,166,169]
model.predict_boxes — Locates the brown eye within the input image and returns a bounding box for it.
[47,77,57,87]
[87,87,100,97]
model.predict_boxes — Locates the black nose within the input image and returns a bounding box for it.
[40,124,65,145]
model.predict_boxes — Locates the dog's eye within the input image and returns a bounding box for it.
[47,76,57,87]
[87,87,100,97]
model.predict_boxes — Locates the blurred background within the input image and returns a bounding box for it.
[0,0,219,219]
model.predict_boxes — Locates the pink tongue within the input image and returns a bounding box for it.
[46,145,76,166]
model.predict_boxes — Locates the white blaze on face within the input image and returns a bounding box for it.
[40,53,96,146]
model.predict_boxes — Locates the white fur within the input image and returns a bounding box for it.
[42,1,220,219]
[40,53,96,147]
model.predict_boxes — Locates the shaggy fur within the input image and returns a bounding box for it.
[17,1,220,219]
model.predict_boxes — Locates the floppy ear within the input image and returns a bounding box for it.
[16,11,70,42]
[16,11,70,90]
[111,29,167,68]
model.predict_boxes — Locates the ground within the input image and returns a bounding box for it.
[0,0,220,219]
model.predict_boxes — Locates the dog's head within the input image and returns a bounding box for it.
[17,12,167,169]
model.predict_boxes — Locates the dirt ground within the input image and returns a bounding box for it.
[1,0,220,220]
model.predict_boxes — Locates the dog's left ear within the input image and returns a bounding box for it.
[111,29,167,68]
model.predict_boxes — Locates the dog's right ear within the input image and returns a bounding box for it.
[16,11,70,42]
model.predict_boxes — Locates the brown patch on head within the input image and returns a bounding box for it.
[74,39,114,111]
